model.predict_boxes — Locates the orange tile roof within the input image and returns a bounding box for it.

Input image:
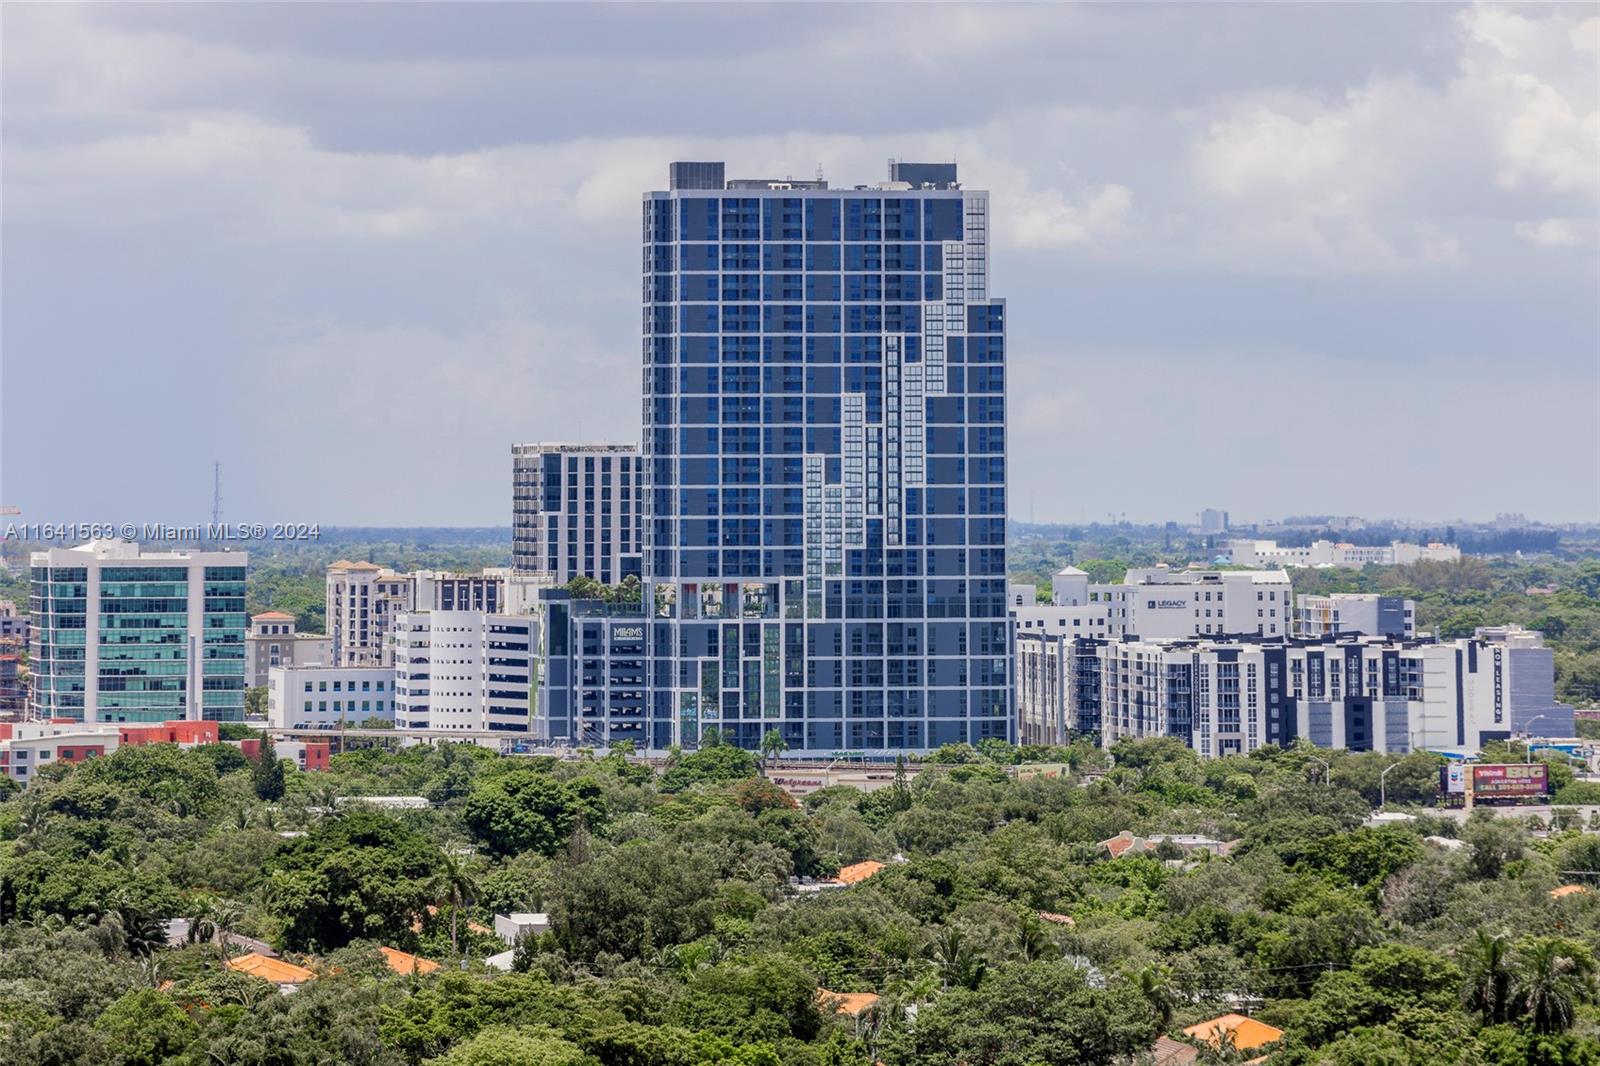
[817,988,880,1016]
[1101,830,1139,858]
[1182,1014,1283,1053]
[834,860,885,885]
[226,952,316,985]
[1038,911,1076,926]
[412,905,493,935]
[1551,884,1594,899]
[379,946,439,975]
[252,611,295,621]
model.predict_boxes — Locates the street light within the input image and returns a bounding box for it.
[1308,756,1332,788]
[1380,760,1402,810]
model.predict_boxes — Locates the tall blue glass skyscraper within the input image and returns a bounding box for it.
[639,161,1010,753]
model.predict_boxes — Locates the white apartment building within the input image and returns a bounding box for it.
[393,610,537,733]
[1084,566,1293,640]
[1226,539,1461,569]
[246,612,333,687]
[266,665,396,730]
[1295,593,1416,640]
[1095,638,1279,759]
[1013,565,1291,642]
[1018,625,1573,757]
[511,443,642,584]
[326,561,414,668]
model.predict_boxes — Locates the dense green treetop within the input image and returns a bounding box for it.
[0,734,1596,1065]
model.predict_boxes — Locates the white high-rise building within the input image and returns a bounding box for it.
[392,610,538,733]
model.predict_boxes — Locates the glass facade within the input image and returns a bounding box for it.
[512,444,642,583]
[28,548,247,723]
[639,164,1010,753]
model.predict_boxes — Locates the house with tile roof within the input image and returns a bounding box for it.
[1181,1013,1283,1054]
[226,952,316,991]
[816,988,880,1016]
[379,946,439,975]
[832,860,885,885]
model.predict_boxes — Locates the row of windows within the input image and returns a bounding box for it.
[644,334,1004,365]
[302,678,386,693]
[654,197,966,243]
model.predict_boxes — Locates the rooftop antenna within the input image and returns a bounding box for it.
[816,162,824,183]
[212,461,222,527]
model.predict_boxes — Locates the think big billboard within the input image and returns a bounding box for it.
[1471,763,1549,798]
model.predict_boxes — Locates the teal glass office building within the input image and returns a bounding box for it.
[637,161,1011,753]
[29,542,247,723]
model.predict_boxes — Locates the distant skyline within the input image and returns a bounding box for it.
[3,4,1597,525]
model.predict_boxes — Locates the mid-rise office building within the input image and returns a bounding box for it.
[326,560,414,667]
[1295,593,1415,639]
[266,665,395,730]
[539,591,649,748]
[393,610,537,732]
[511,443,642,583]
[1226,539,1460,569]
[640,160,1009,753]
[28,541,247,722]
[246,612,333,687]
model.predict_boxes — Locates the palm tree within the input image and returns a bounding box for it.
[209,898,245,968]
[1135,964,1178,1028]
[1013,913,1058,964]
[431,851,481,957]
[930,926,986,991]
[186,894,218,948]
[15,804,47,846]
[1513,937,1598,1034]
[1461,929,1514,1024]
[759,728,786,774]
[107,891,167,957]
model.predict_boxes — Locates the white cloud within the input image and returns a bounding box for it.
[3,2,1596,523]
[1004,183,1133,249]
[1515,218,1585,247]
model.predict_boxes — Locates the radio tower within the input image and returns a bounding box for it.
[212,461,222,527]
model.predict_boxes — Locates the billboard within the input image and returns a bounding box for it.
[1471,763,1549,799]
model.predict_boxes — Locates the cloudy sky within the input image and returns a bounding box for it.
[3,3,1596,527]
